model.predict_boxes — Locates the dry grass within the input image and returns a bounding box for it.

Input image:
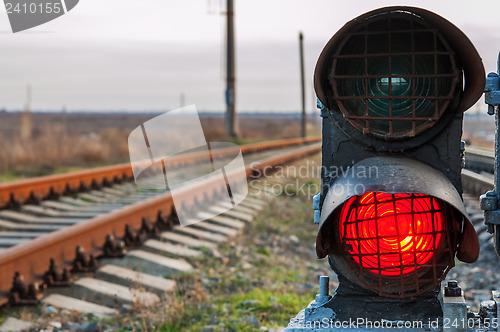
[0,125,130,179]
[0,113,320,181]
[201,116,320,142]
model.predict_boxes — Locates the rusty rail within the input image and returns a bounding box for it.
[465,146,495,174]
[462,169,494,197]
[0,140,321,306]
[0,137,321,209]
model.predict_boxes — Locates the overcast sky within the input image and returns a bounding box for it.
[0,0,499,112]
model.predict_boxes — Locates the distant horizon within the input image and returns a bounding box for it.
[0,108,492,119]
[0,108,320,116]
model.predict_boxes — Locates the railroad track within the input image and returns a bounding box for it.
[449,145,500,310]
[0,137,320,210]
[464,145,495,174]
[461,145,495,247]
[0,137,321,315]
[460,146,496,253]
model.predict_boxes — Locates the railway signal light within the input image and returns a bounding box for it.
[309,6,484,322]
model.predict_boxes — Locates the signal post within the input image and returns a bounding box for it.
[285,6,494,331]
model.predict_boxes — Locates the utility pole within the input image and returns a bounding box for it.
[299,32,306,138]
[20,84,32,141]
[180,92,185,108]
[224,0,238,138]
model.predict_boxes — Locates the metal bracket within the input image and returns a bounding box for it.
[441,281,467,332]
[26,191,42,205]
[43,258,72,287]
[481,52,500,257]
[460,141,466,169]
[123,224,144,247]
[156,211,173,230]
[313,193,321,224]
[72,245,97,273]
[485,210,500,227]
[7,193,21,210]
[486,71,500,115]
[317,98,329,118]
[102,234,126,258]
[493,291,500,332]
[481,192,498,211]
[9,272,42,305]
[301,276,334,325]
[140,218,159,237]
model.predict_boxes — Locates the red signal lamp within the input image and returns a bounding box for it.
[316,157,479,298]
[338,192,446,277]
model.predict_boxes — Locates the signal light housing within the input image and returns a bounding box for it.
[315,6,485,148]
[316,157,477,298]
[287,6,486,326]
[329,12,461,139]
